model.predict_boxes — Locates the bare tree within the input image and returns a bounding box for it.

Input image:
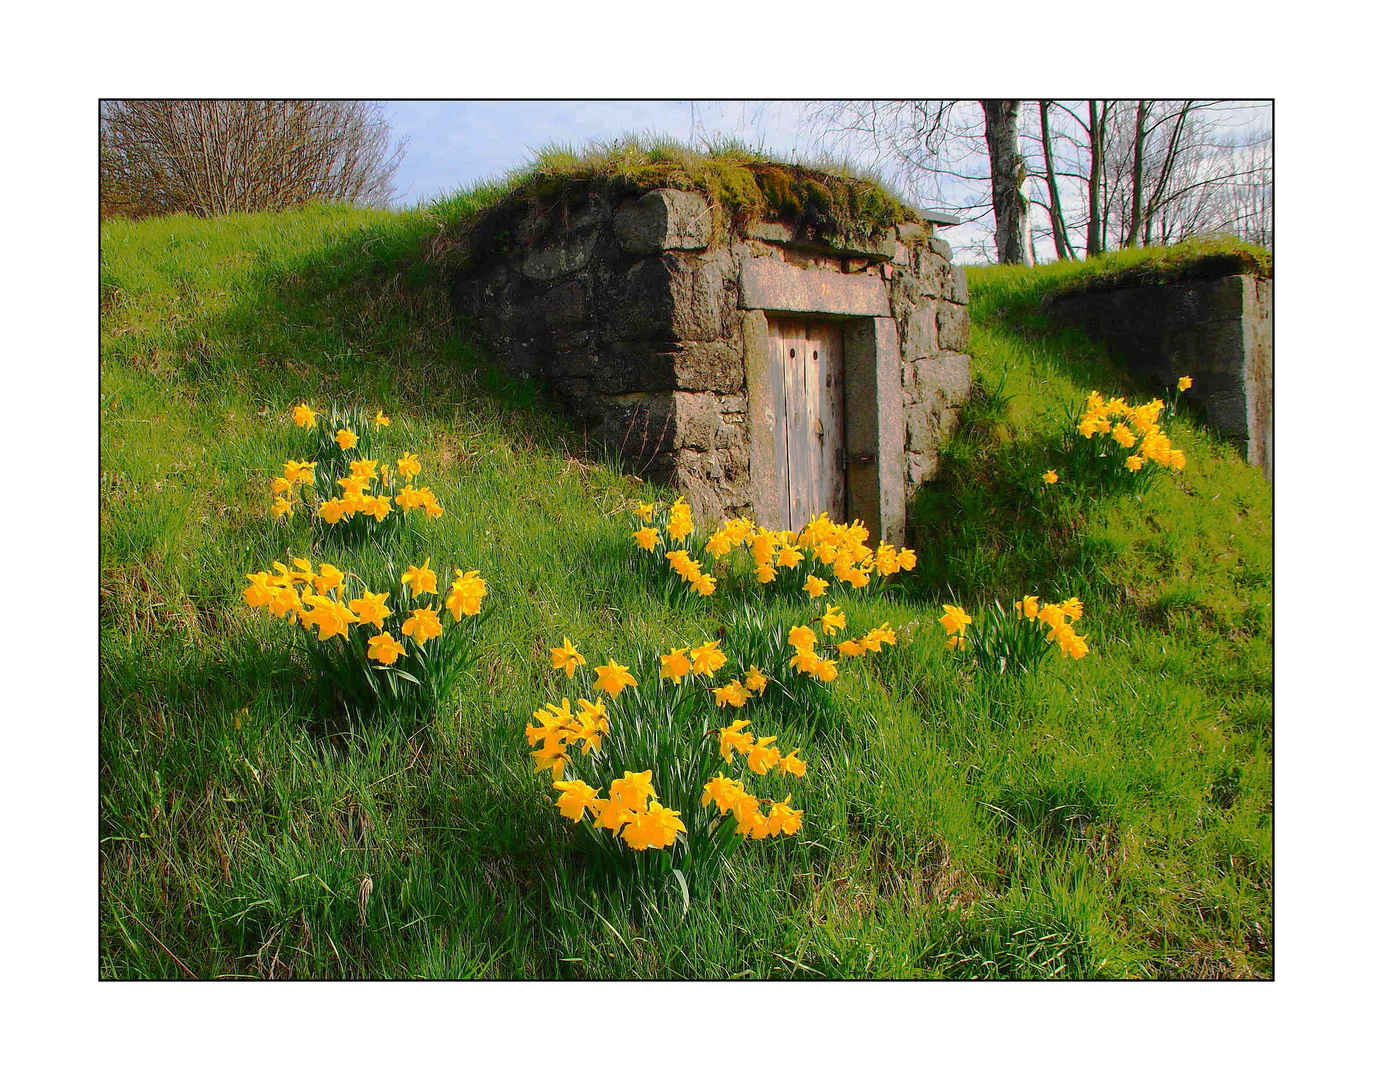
[805,99,1272,263]
[803,100,1036,265]
[100,100,407,219]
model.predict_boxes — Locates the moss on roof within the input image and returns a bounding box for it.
[426,136,921,270]
[1042,237,1273,302]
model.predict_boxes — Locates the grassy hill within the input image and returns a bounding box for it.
[99,197,1272,979]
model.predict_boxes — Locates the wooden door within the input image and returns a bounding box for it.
[768,318,845,530]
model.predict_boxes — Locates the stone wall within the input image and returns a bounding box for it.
[1046,274,1273,477]
[451,186,971,538]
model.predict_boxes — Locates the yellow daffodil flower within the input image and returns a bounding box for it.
[401,559,437,597]
[366,632,406,665]
[592,660,638,698]
[549,637,585,677]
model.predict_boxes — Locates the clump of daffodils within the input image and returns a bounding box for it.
[242,554,487,717]
[271,403,444,534]
[527,636,811,875]
[630,499,918,600]
[939,595,1089,673]
[1052,387,1189,492]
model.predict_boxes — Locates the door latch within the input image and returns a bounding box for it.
[839,448,875,469]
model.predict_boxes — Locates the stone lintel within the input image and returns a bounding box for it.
[740,257,892,317]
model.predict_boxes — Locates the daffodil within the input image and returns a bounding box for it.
[746,736,781,775]
[366,632,406,665]
[374,410,391,427]
[754,563,777,584]
[318,499,348,525]
[631,526,661,551]
[592,660,637,698]
[349,590,392,628]
[713,680,750,708]
[553,779,601,821]
[719,719,755,762]
[691,573,717,597]
[821,605,847,636]
[243,572,276,608]
[292,403,317,427]
[1014,595,1040,620]
[788,625,818,652]
[803,575,829,599]
[659,648,691,684]
[270,497,293,520]
[401,559,437,597]
[689,641,727,677]
[637,801,686,848]
[549,637,585,677]
[1177,375,1193,391]
[777,751,807,778]
[811,657,839,682]
[313,564,345,594]
[396,452,420,479]
[609,771,656,813]
[743,667,768,693]
[939,604,972,636]
[767,795,803,837]
[1043,469,1058,484]
[702,774,745,815]
[633,502,655,520]
[446,570,486,620]
[401,607,443,646]
[336,428,358,450]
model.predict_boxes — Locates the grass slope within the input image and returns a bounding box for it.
[100,206,1272,979]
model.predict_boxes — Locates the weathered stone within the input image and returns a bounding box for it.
[609,253,726,341]
[927,236,954,260]
[913,353,972,409]
[945,265,969,304]
[745,220,896,260]
[739,257,891,317]
[593,340,744,395]
[511,278,591,334]
[898,302,938,360]
[614,189,712,254]
[520,230,600,281]
[936,302,970,352]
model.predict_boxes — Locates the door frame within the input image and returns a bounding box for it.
[743,309,905,545]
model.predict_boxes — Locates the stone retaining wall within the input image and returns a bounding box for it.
[451,186,972,540]
[1047,274,1273,478]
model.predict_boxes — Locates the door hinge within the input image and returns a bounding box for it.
[839,449,875,469]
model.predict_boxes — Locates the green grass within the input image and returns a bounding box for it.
[100,204,1271,980]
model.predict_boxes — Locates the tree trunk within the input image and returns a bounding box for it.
[1039,100,1076,261]
[980,100,1034,265]
[1086,100,1103,256]
[1125,100,1150,248]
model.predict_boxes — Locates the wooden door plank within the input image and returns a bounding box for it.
[783,321,811,532]
[816,321,846,522]
[768,319,792,530]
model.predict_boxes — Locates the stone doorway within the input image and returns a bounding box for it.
[768,316,846,529]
